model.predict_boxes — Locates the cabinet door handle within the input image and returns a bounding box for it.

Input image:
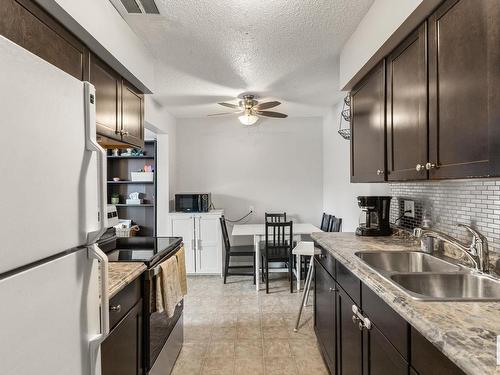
[352,305,372,330]
[376,169,384,176]
[329,287,336,292]
[110,304,121,313]
[425,162,437,170]
[416,164,424,172]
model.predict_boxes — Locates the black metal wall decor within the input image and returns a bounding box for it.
[338,95,351,140]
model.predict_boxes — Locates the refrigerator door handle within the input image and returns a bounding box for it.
[84,82,107,245]
[88,243,109,375]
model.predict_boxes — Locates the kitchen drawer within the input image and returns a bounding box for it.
[362,283,409,360]
[314,244,335,278]
[109,277,141,330]
[410,327,465,375]
[336,261,361,305]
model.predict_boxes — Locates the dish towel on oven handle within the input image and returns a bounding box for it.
[176,246,188,296]
[155,256,182,318]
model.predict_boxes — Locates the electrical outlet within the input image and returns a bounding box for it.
[249,205,254,213]
[404,200,415,218]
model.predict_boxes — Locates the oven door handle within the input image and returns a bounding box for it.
[148,246,182,279]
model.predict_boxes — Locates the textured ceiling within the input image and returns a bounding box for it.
[122,0,374,117]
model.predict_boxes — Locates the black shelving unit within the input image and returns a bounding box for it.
[107,156,154,160]
[107,181,154,185]
[107,140,157,236]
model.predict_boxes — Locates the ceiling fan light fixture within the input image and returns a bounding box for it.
[238,113,259,126]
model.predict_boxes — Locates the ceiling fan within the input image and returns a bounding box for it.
[208,95,288,125]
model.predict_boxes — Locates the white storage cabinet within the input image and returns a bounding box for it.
[167,210,223,275]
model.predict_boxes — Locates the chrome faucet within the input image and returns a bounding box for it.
[413,224,489,273]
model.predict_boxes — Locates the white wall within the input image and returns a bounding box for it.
[339,0,423,89]
[175,116,323,243]
[322,104,389,231]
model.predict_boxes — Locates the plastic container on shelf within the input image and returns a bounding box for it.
[130,171,154,182]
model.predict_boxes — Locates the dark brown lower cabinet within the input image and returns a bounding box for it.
[363,324,408,375]
[314,260,337,373]
[337,286,362,375]
[102,300,143,375]
[314,253,464,375]
[411,328,465,375]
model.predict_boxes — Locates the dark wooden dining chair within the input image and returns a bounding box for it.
[262,221,294,293]
[220,216,256,284]
[320,213,332,231]
[328,216,342,232]
[262,212,289,281]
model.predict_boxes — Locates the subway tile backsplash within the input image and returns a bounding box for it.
[389,179,500,255]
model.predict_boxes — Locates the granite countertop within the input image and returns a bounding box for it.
[311,232,500,375]
[108,262,146,298]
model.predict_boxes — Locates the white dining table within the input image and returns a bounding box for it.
[231,223,322,291]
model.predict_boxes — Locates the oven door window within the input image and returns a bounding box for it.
[146,276,183,370]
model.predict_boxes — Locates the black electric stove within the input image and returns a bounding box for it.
[100,233,184,374]
[105,236,182,267]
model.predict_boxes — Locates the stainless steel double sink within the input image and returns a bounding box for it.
[355,251,500,301]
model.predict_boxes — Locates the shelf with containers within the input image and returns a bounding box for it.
[107,140,157,237]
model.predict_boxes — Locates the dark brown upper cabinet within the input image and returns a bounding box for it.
[351,61,386,183]
[121,80,145,148]
[89,53,144,148]
[428,0,500,179]
[387,23,428,181]
[89,54,122,142]
[0,0,88,80]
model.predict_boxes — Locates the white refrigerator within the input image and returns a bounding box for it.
[0,36,109,375]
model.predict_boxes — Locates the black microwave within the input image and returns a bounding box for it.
[175,193,211,212]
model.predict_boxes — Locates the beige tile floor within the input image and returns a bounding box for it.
[171,274,329,375]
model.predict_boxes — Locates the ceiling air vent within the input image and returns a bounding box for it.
[111,0,160,15]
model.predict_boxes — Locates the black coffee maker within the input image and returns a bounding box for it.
[356,196,393,236]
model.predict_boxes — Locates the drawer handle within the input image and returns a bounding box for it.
[110,304,122,313]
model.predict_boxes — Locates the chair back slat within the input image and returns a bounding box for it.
[219,216,231,250]
[265,212,287,223]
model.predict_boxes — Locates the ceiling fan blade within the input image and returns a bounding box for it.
[255,110,288,118]
[253,101,281,110]
[218,102,240,109]
[207,111,241,117]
